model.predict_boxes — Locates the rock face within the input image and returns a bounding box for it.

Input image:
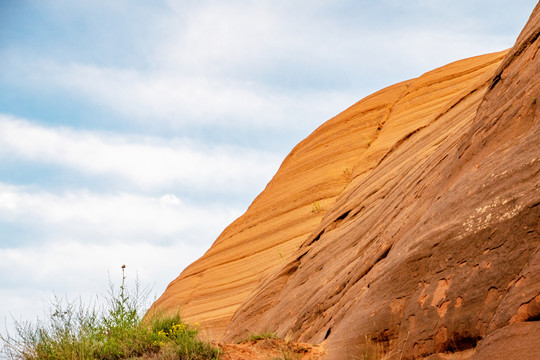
[150,4,540,359]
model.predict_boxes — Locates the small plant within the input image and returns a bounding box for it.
[0,265,220,360]
[311,201,323,213]
[533,96,537,105]
[149,315,218,360]
[342,168,352,181]
[242,331,278,342]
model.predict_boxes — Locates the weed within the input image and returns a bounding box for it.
[311,202,323,213]
[533,97,537,105]
[342,168,352,181]
[242,331,278,342]
[0,266,219,360]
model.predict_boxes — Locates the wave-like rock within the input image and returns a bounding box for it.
[150,4,539,359]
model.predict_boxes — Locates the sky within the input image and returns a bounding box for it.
[0,0,537,332]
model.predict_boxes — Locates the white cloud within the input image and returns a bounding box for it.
[51,63,271,125]
[1,55,353,131]
[0,115,280,192]
[1,1,524,132]
[0,182,241,244]
[0,240,204,293]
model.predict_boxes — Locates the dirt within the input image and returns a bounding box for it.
[215,339,325,360]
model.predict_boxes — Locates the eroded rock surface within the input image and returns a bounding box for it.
[215,339,325,360]
[151,4,539,359]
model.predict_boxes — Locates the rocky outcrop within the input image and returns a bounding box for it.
[150,4,539,359]
[216,339,325,360]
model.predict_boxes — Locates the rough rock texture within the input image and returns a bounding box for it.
[215,339,325,360]
[151,4,540,359]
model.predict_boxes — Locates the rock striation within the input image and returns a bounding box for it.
[150,4,540,359]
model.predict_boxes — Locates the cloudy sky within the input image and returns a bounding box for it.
[0,0,537,328]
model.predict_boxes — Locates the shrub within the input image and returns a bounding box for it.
[0,266,220,360]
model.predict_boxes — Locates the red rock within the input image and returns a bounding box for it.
[150,4,540,359]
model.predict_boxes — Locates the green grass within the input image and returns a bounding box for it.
[0,266,220,360]
[241,331,278,342]
[311,202,323,213]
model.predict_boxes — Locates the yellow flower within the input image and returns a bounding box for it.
[171,323,185,333]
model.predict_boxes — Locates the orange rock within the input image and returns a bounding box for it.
[150,3,540,359]
[215,339,325,360]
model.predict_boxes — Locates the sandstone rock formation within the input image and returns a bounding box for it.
[150,4,539,359]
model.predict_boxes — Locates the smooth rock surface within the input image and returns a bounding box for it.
[149,48,506,337]
[150,4,540,359]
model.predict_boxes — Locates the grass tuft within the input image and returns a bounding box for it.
[311,202,323,213]
[241,331,279,342]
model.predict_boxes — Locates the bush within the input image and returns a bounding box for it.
[0,266,220,360]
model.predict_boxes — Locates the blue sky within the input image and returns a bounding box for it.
[0,0,537,329]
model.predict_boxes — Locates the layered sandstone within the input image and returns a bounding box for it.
[151,4,540,359]
[149,49,506,336]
